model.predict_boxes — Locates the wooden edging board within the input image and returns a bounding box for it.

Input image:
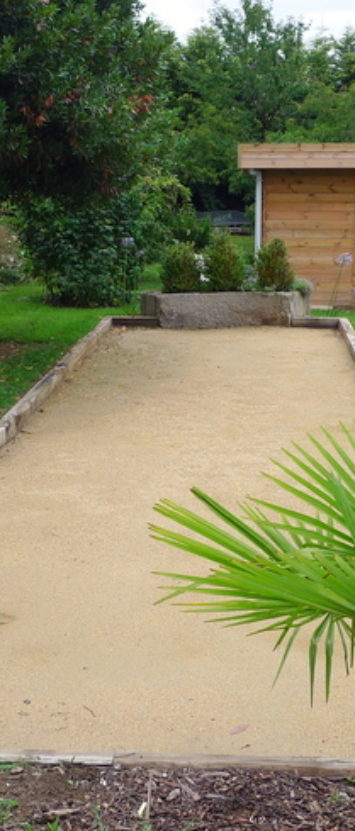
[0,750,355,777]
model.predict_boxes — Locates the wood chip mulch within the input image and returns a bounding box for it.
[1,762,355,829]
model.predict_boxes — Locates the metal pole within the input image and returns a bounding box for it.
[250,169,262,255]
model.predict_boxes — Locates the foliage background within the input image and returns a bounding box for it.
[2,0,355,304]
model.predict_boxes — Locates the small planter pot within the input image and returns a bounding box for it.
[140,290,310,329]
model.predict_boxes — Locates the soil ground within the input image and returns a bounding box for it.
[1,762,355,829]
[0,327,355,761]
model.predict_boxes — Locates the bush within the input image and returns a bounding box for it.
[170,210,212,250]
[161,242,201,292]
[19,198,141,306]
[0,212,26,284]
[291,278,312,297]
[204,232,244,291]
[129,175,192,263]
[255,238,294,291]
[192,216,213,250]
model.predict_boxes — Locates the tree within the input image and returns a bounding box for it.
[0,0,175,304]
[269,84,355,143]
[211,1,308,135]
[307,30,355,91]
[0,0,167,202]
[333,30,355,89]
[270,28,355,142]
[170,1,309,208]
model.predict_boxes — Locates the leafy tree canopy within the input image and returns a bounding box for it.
[0,0,173,205]
[170,0,309,207]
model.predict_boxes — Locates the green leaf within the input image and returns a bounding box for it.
[325,618,335,702]
[152,423,355,702]
[309,617,330,706]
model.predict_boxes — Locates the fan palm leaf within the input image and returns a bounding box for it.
[150,423,355,703]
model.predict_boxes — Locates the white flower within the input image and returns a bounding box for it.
[194,254,205,270]
[334,252,352,266]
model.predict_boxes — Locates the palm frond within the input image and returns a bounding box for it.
[151,424,355,702]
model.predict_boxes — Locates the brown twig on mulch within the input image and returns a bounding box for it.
[1,763,355,829]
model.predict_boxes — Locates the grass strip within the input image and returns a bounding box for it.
[312,308,355,326]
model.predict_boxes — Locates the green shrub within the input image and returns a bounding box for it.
[171,210,212,250]
[192,215,213,250]
[255,238,294,291]
[204,232,244,291]
[0,261,25,284]
[161,242,201,292]
[19,198,141,306]
[0,212,26,284]
[129,175,192,263]
[291,278,312,297]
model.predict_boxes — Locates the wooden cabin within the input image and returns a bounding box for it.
[238,143,355,307]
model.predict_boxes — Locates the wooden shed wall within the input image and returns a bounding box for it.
[263,170,355,306]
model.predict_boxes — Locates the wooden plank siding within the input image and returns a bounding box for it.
[237,145,355,306]
[263,171,355,306]
[238,143,355,170]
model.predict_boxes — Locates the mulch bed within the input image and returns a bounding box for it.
[1,762,355,829]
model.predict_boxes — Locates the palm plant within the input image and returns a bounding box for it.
[150,423,355,704]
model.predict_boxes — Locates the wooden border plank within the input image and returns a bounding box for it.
[291,317,339,328]
[111,315,158,327]
[0,750,355,776]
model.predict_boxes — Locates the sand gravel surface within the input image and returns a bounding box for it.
[1,326,355,758]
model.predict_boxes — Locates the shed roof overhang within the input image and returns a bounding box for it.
[238,143,355,170]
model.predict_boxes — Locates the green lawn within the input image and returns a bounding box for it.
[0,268,162,416]
[231,233,254,259]
[312,308,355,326]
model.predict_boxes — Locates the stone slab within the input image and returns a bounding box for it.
[140,291,309,328]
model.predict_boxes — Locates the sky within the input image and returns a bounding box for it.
[141,1,355,42]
